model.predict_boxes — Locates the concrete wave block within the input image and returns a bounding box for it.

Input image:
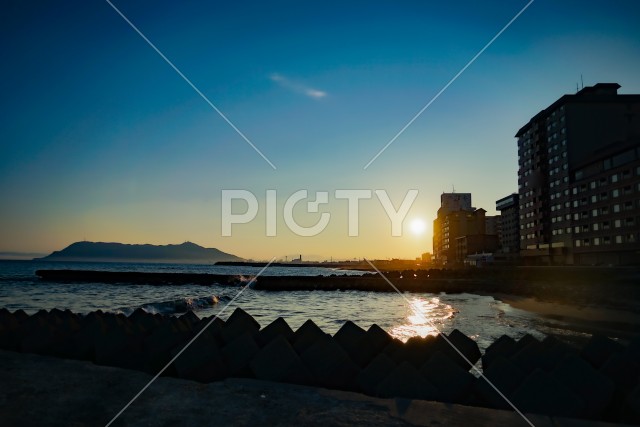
[257,317,294,347]
[382,338,405,362]
[515,334,540,352]
[333,320,367,360]
[12,309,29,324]
[0,310,26,351]
[391,335,439,368]
[41,310,83,358]
[357,353,397,396]
[473,354,526,410]
[580,335,625,369]
[483,335,517,370]
[420,351,475,403]
[19,310,62,355]
[172,332,227,382]
[20,322,57,355]
[250,335,312,385]
[192,316,225,343]
[143,321,191,373]
[179,311,200,328]
[221,331,260,377]
[70,311,109,361]
[627,336,640,359]
[512,368,586,418]
[367,324,393,352]
[346,324,393,368]
[552,355,614,418]
[444,329,481,370]
[94,318,146,370]
[511,339,545,374]
[535,336,578,372]
[128,308,160,334]
[600,351,640,393]
[169,315,194,335]
[292,319,329,355]
[300,334,360,391]
[220,308,260,345]
[623,382,640,423]
[375,361,439,400]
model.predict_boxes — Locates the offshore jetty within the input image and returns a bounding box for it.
[1,307,639,425]
[36,267,640,307]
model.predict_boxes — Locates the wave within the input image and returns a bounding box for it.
[118,295,220,316]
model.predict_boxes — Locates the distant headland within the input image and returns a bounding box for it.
[34,241,242,264]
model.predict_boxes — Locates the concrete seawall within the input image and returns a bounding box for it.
[1,307,639,424]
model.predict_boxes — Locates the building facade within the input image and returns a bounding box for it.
[516,83,640,265]
[496,194,520,255]
[433,193,488,265]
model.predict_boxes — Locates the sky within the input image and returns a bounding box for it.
[1,0,640,261]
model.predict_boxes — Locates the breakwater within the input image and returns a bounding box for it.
[35,267,640,307]
[1,307,639,423]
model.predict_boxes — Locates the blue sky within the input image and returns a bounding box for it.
[1,0,639,260]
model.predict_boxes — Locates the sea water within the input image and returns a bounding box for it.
[0,260,591,352]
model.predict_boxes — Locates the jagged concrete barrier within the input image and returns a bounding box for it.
[1,307,639,424]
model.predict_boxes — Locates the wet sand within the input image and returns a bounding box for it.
[495,293,640,340]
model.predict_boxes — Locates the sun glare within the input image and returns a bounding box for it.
[409,218,426,235]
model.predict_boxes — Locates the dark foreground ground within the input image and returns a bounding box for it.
[0,349,632,427]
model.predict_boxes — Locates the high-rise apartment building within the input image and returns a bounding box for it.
[516,83,640,265]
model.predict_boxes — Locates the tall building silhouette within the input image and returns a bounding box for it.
[433,193,498,265]
[516,83,640,265]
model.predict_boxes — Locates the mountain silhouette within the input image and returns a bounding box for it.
[35,241,242,263]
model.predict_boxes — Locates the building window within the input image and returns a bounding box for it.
[591,195,597,203]
[590,181,597,189]
[616,235,623,244]
[612,174,619,183]
[592,209,598,217]
[614,204,620,213]
[615,219,622,228]
[612,189,620,198]
[594,238,600,246]
[593,223,600,231]
[603,236,611,245]
[575,240,582,247]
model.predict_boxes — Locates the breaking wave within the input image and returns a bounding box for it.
[118,295,220,316]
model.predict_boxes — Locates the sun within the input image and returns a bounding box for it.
[409,218,427,235]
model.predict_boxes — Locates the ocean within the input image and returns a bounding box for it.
[0,260,591,352]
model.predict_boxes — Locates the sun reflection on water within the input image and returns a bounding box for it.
[389,297,456,342]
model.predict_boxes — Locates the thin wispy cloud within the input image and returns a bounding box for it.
[270,73,327,99]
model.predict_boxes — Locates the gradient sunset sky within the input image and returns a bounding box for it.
[1,0,639,260]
